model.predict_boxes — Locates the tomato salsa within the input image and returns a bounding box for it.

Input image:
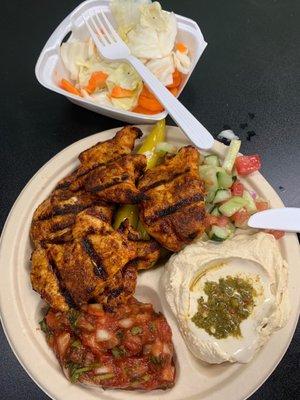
[41,298,175,390]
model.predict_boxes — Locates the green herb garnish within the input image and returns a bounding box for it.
[68,309,80,330]
[116,330,124,340]
[131,326,143,335]
[71,339,82,349]
[111,346,126,358]
[39,318,51,337]
[191,276,257,339]
[67,362,101,383]
[131,374,151,386]
[95,373,114,381]
[149,355,161,365]
[148,322,156,333]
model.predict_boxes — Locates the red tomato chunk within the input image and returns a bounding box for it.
[265,229,285,240]
[235,155,261,176]
[231,181,244,196]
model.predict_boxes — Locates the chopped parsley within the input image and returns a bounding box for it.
[111,346,126,358]
[148,322,156,333]
[71,339,82,349]
[150,355,162,365]
[131,326,143,335]
[191,276,256,339]
[67,362,100,383]
[68,309,80,330]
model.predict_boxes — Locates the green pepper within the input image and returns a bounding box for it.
[113,204,139,230]
[138,119,166,169]
[113,120,166,230]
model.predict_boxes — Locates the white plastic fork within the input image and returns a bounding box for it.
[83,9,214,150]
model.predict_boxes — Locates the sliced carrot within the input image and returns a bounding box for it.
[110,86,135,98]
[132,105,158,115]
[138,95,164,112]
[60,79,81,96]
[168,87,179,96]
[138,86,164,112]
[139,85,154,99]
[167,69,183,89]
[86,71,108,94]
[176,42,187,53]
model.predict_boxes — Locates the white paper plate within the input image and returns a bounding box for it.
[0,125,299,400]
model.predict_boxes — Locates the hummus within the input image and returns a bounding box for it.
[163,232,289,364]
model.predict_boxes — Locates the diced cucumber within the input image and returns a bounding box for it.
[210,206,221,216]
[217,169,234,189]
[219,196,247,217]
[156,142,177,155]
[213,189,232,204]
[204,155,220,167]
[226,221,236,236]
[243,190,257,214]
[222,139,241,173]
[206,190,216,203]
[199,165,219,192]
[209,225,229,242]
[200,232,210,242]
[205,203,215,213]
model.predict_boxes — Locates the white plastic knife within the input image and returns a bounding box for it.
[248,207,300,232]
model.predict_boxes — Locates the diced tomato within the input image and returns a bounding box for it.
[235,155,261,176]
[217,216,230,227]
[255,201,269,211]
[231,181,244,196]
[151,338,164,357]
[123,333,143,354]
[162,365,175,381]
[205,215,229,228]
[46,311,63,331]
[231,208,250,227]
[156,318,172,342]
[265,229,285,240]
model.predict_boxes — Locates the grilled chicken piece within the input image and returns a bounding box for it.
[85,154,147,204]
[31,208,160,311]
[94,264,137,310]
[44,214,136,307]
[56,126,142,191]
[31,191,113,246]
[118,220,161,271]
[31,247,69,312]
[138,146,206,252]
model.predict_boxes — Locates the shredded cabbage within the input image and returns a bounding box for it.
[61,40,94,80]
[106,64,143,110]
[110,0,151,38]
[173,49,191,75]
[126,2,177,59]
[146,55,175,86]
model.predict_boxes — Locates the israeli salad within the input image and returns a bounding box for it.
[199,140,284,241]
[59,0,191,114]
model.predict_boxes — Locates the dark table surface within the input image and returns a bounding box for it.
[0,0,299,399]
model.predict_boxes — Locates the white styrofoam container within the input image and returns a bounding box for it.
[35,0,207,124]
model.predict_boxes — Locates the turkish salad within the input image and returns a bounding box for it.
[59,0,191,114]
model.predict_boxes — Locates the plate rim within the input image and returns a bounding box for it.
[0,125,299,400]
